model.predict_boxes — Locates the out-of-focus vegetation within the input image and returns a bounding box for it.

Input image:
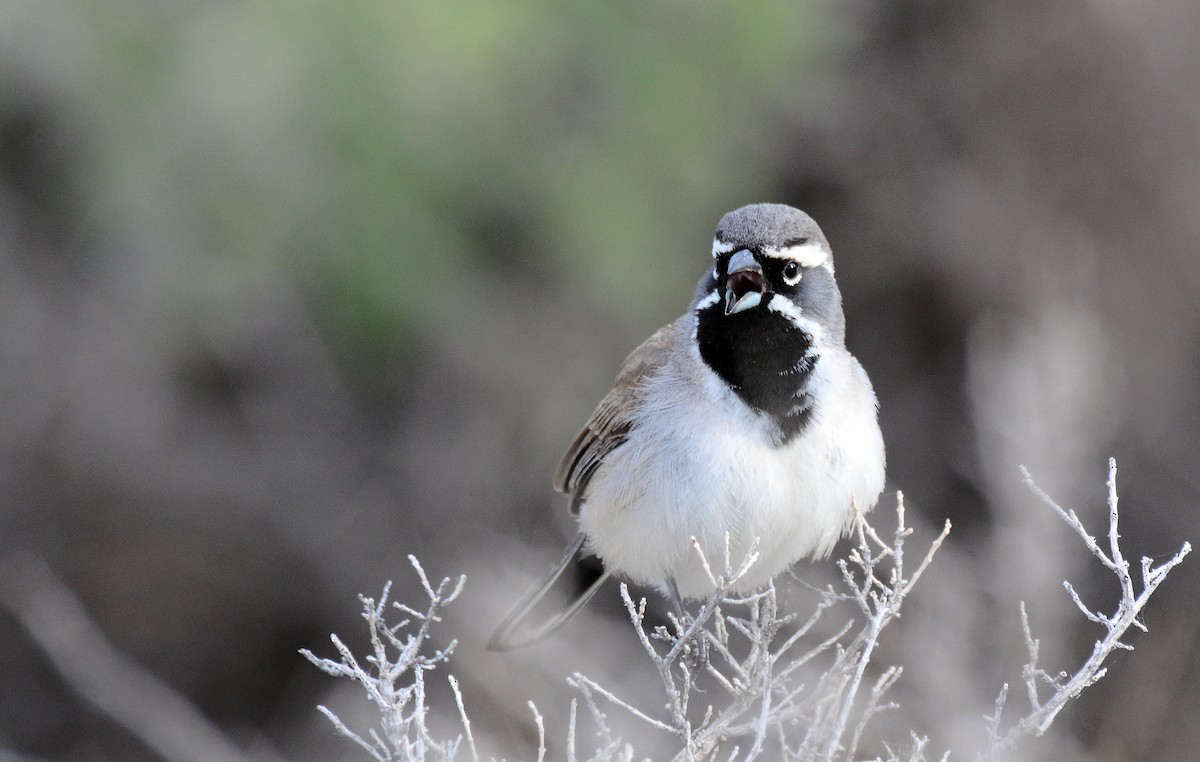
[20,2,819,353]
[1,2,1198,760]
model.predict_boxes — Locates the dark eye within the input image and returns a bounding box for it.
[782,261,801,284]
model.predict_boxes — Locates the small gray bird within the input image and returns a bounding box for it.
[489,203,885,651]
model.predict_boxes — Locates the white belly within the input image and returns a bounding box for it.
[578,348,885,599]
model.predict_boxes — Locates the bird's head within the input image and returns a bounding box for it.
[695,203,845,345]
[692,204,848,435]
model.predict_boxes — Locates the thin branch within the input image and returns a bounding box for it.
[989,462,1191,754]
[0,554,256,762]
[567,674,677,734]
[448,676,479,762]
[301,559,469,760]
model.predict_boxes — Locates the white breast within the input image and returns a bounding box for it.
[577,330,886,599]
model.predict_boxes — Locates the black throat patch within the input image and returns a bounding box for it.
[695,295,818,445]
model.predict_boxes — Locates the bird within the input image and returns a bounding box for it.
[488,203,885,651]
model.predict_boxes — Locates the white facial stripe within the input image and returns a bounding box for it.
[712,238,739,258]
[767,296,825,343]
[695,290,720,310]
[763,242,831,271]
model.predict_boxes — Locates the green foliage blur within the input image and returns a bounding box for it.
[23,2,825,360]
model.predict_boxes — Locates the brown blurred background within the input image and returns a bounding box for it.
[0,1,1196,760]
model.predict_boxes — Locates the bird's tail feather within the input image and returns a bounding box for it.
[487,533,610,651]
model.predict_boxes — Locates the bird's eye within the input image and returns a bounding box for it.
[782,261,801,285]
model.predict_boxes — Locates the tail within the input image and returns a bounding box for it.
[487,533,610,651]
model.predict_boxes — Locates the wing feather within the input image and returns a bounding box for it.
[553,320,679,513]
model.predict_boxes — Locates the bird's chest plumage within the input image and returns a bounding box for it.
[577,333,885,598]
[695,296,816,443]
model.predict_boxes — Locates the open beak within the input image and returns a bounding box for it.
[724,249,766,315]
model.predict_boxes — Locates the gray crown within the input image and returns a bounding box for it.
[715,203,831,252]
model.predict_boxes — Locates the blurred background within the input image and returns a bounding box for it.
[0,1,1197,759]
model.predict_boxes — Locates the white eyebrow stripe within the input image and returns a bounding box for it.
[763,242,832,271]
[712,238,739,258]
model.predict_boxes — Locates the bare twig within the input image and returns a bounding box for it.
[987,460,1191,755]
[300,556,469,760]
[0,554,256,762]
[528,701,547,762]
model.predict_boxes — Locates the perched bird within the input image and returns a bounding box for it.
[488,203,885,651]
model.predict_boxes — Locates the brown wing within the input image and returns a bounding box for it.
[553,320,679,514]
